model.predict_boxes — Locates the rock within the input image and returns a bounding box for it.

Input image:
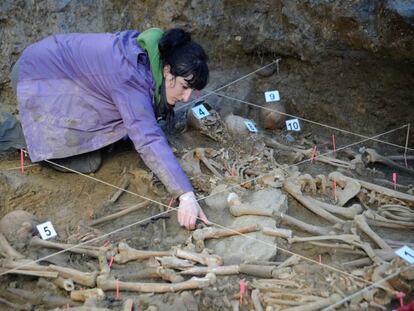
[207,189,288,264]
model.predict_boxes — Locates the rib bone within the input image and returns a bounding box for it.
[283,179,345,224]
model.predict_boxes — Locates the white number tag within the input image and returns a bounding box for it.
[285,118,301,132]
[264,90,280,102]
[37,221,57,240]
[395,246,414,264]
[244,120,258,133]
[192,104,210,119]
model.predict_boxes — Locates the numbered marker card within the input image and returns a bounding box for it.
[395,246,414,264]
[37,221,57,240]
[264,90,280,102]
[286,118,301,132]
[192,104,210,119]
[244,120,258,133]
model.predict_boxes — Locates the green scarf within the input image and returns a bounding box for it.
[137,28,164,106]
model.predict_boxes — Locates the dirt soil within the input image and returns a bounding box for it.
[0,96,413,311]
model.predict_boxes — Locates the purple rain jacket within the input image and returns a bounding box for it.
[16,30,193,197]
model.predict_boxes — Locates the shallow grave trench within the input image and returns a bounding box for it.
[0,54,414,311]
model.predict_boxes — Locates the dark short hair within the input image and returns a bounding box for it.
[159,28,209,90]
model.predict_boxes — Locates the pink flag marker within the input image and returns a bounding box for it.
[310,146,317,164]
[333,179,337,201]
[396,291,406,307]
[239,280,247,304]
[108,256,115,269]
[392,172,397,190]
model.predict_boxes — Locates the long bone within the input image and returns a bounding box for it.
[288,234,383,263]
[173,248,223,267]
[362,148,414,175]
[48,265,98,287]
[90,201,150,226]
[282,293,342,311]
[0,267,58,278]
[330,171,414,205]
[192,224,259,250]
[353,214,392,250]
[96,273,216,293]
[114,242,172,264]
[70,288,105,302]
[283,179,345,224]
[280,214,337,235]
[121,267,184,283]
[262,226,293,239]
[305,196,362,219]
[29,237,108,259]
[156,256,194,270]
[179,265,239,276]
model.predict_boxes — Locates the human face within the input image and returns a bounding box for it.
[163,65,193,106]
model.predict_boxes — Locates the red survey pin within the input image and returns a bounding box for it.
[396,291,406,307]
[20,149,24,175]
[108,256,115,269]
[310,146,317,164]
[103,239,110,247]
[239,280,247,304]
[392,172,397,190]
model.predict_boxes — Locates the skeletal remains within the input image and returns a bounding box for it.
[1,123,413,311]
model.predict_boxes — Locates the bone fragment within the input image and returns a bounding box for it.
[52,276,75,291]
[252,289,264,311]
[91,201,149,226]
[97,273,216,293]
[157,256,194,270]
[195,148,223,178]
[330,172,414,205]
[262,226,293,239]
[282,293,341,311]
[278,254,301,269]
[174,248,223,267]
[180,265,239,276]
[193,224,260,240]
[123,267,184,283]
[114,242,172,264]
[364,209,414,228]
[0,232,24,259]
[123,299,134,311]
[0,297,31,311]
[48,265,98,287]
[354,215,392,250]
[239,264,275,278]
[7,288,75,308]
[334,178,361,206]
[281,214,335,235]
[107,173,131,205]
[283,180,345,224]
[30,237,104,258]
[70,288,105,302]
